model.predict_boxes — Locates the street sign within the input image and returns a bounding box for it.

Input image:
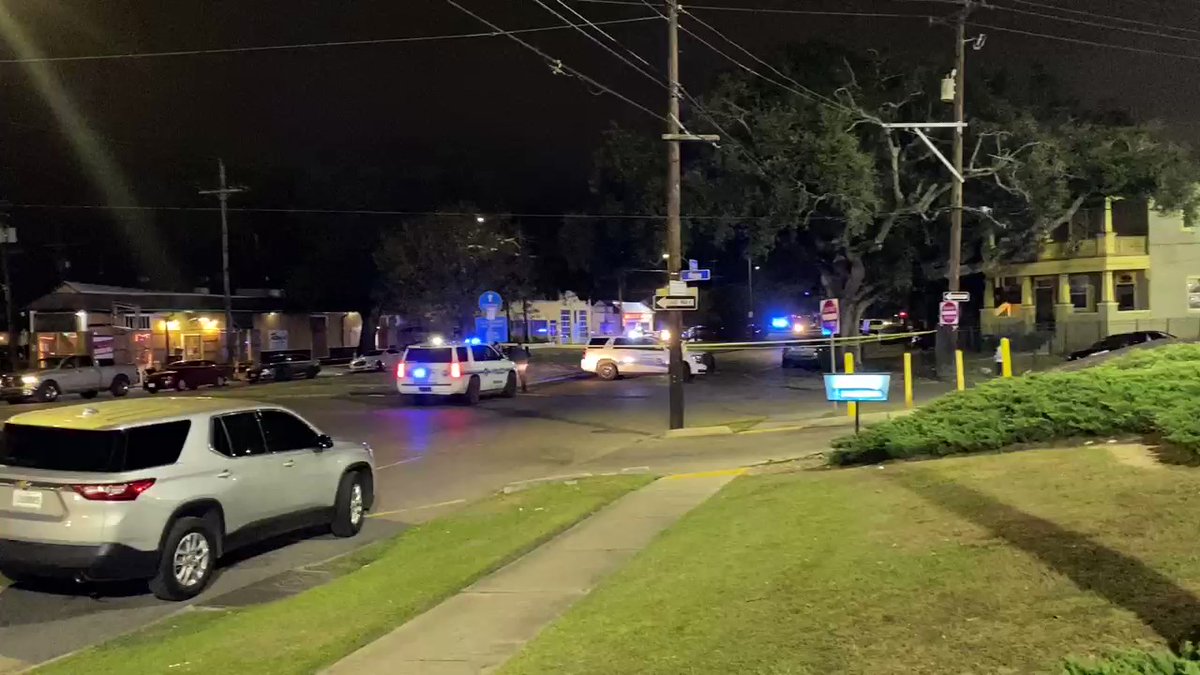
[479,290,503,320]
[680,269,711,282]
[939,300,960,326]
[943,290,970,302]
[653,295,698,310]
[820,298,840,334]
[823,373,891,402]
[474,317,508,344]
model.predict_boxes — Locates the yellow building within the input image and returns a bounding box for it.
[982,197,1200,352]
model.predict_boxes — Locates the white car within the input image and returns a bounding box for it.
[348,349,400,373]
[395,343,517,405]
[580,336,709,381]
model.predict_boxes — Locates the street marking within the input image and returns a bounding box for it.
[664,468,748,480]
[376,457,422,470]
[506,472,594,486]
[620,466,651,473]
[367,498,467,519]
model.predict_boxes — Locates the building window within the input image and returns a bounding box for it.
[1188,277,1200,311]
[574,310,588,342]
[1115,272,1137,311]
[995,277,1022,305]
[1069,274,1096,312]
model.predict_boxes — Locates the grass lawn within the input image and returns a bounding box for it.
[37,475,650,675]
[504,447,1200,674]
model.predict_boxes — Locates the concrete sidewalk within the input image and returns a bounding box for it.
[321,471,740,675]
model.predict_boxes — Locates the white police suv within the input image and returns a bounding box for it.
[395,342,517,405]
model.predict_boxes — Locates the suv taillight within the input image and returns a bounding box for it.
[450,361,462,378]
[71,478,156,501]
[396,362,406,379]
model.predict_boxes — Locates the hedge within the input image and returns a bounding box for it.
[829,343,1200,466]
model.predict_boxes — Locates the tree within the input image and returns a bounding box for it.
[588,45,1200,335]
[374,207,525,338]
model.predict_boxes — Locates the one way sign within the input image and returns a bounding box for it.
[653,295,698,311]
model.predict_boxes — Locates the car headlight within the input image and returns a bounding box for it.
[20,375,39,385]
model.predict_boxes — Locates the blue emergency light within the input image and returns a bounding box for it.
[413,367,429,379]
[770,316,790,329]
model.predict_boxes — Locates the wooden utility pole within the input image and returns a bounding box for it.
[949,6,967,293]
[0,209,15,370]
[666,0,685,429]
[199,159,246,365]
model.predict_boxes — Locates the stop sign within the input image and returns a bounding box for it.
[939,300,960,326]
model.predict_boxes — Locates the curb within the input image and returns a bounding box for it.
[741,408,915,435]
[663,425,735,439]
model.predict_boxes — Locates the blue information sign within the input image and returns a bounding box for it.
[479,290,503,311]
[474,317,509,344]
[823,373,892,403]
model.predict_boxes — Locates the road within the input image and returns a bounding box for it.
[0,348,923,669]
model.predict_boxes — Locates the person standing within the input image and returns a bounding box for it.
[509,342,530,393]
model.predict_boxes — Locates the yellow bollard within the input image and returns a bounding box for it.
[903,352,913,408]
[955,349,965,391]
[1000,337,1013,378]
[844,352,856,418]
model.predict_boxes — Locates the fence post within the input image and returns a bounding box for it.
[955,349,965,391]
[844,352,856,419]
[903,352,913,408]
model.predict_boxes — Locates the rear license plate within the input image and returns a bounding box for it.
[419,387,432,393]
[12,489,43,510]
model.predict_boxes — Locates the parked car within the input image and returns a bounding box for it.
[245,351,320,383]
[395,342,517,405]
[781,344,833,370]
[580,336,708,381]
[860,318,894,335]
[0,398,374,600]
[1,355,138,403]
[1067,331,1175,361]
[144,360,233,393]
[348,349,400,373]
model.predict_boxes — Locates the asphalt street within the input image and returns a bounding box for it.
[0,347,922,669]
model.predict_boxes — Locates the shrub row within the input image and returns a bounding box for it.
[829,343,1200,466]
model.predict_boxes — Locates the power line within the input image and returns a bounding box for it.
[572,0,932,19]
[1006,0,1200,38]
[676,9,853,115]
[970,21,1200,63]
[442,0,667,121]
[990,3,1200,45]
[552,0,653,67]
[11,202,837,221]
[0,16,660,64]
[526,0,667,91]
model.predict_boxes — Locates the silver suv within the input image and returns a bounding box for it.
[0,398,375,600]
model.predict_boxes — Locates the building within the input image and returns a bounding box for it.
[981,198,1200,351]
[504,293,656,345]
[591,301,656,337]
[27,282,365,368]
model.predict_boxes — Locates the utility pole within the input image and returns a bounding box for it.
[0,204,15,370]
[935,1,971,378]
[199,160,246,365]
[662,0,718,429]
[665,0,685,430]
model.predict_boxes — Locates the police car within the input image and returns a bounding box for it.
[395,342,517,405]
[580,336,709,381]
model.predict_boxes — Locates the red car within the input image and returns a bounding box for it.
[143,360,233,393]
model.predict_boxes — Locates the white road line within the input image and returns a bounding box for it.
[376,456,423,470]
[367,498,467,519]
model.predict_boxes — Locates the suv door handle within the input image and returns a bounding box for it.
[217,470,232,479]
[282,459,296,468]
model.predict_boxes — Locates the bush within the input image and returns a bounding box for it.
[1061,644,1200,674]
[830,343,1200,465]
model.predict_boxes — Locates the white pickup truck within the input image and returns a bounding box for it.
[1,355,139,403]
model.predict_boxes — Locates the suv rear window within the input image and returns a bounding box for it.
[406,347,468,363]
[588,337,609,347]
[0,421,191,473]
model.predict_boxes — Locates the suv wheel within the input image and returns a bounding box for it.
[110,375,130,397]
[35,381,60,403]
[462,376,481,405]
[150,517,217,601]
[331,471,367,537]
[596,361,619,381]
[305,367,319,380]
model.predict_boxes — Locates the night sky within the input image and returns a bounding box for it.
[0,0,1198,295]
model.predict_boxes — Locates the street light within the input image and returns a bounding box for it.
[747,258,761,320]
